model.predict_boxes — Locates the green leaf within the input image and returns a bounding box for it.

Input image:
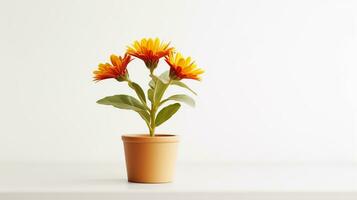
[97,95,150,129]
[161,94,195,107]
[128,82,146,104]
[158,70,170,83]
[147,88,154,103]
[153,78,168,104]
[171,80,197,95]
[137,110,150,125]
[97,95,146,111]
[149,71,170,88]
[155,103,181,126]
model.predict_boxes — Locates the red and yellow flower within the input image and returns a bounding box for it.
[165,52,204,81]
[93,54,132,81]
[127,38,173,72]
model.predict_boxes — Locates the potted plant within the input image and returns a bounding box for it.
[93,38,204,183]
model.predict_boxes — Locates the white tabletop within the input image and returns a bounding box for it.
[0,162,356,200]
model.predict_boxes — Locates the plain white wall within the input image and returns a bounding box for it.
[0,0,356,163]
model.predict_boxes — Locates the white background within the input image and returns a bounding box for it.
[0,0,356,163]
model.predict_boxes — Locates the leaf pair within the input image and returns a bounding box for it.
[152,77,176,127]
[154,94,195,127]
[153,79,195,127]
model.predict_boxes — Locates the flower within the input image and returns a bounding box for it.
[93,54,132,81]
[165,52,204,81]
[126,38,173,72]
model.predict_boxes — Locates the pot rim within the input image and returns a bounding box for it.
[122,134,179,143]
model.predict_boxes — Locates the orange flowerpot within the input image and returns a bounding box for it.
[122,134,179,183]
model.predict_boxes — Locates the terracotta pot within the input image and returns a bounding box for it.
[121,134,179,183]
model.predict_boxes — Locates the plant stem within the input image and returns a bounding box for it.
[148,78,173,137]
[149,104,156,137]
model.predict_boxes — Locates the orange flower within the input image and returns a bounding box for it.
[165,52,204,81]
[127,38,173,71]
[93,54,132,81]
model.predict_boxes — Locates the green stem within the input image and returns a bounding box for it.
[149,104,156,137]
[149,79,173,137]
